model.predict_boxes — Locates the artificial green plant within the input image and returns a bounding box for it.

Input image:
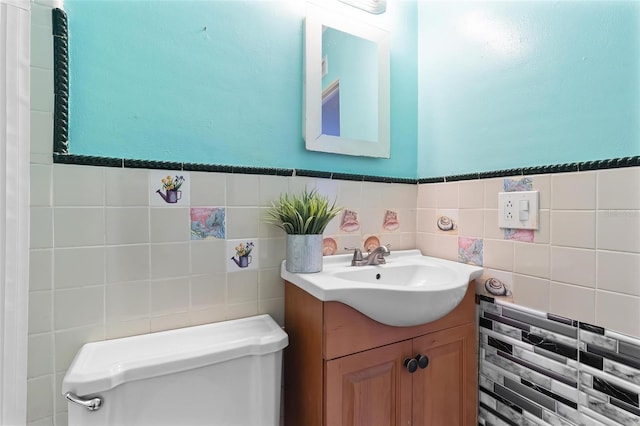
[266,188,341,235]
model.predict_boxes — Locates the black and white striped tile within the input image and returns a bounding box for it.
[478,296,640,426]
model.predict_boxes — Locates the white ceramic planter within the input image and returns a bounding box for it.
[286,234,323,273]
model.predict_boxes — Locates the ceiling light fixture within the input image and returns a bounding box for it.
[338,0,386,15]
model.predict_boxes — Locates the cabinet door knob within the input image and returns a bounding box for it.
[403,357,418,373]
[416,354,429,369]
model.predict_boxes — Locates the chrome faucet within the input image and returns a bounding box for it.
[348,245,391,266]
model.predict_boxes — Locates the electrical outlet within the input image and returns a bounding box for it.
[498,191,539,229]
[504,199,515,221]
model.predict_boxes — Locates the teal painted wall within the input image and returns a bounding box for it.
[65,1,637,180]
[65,0,418,178]
[418,1,640,178]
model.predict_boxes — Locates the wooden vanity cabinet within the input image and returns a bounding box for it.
[284,281,477,426]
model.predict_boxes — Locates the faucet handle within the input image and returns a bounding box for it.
[345,247,363,262]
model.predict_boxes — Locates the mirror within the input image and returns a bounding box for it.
[304,5,390,158]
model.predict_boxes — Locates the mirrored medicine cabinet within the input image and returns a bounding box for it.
[304,5,391,158]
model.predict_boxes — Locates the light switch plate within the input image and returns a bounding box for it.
[498,191,539,230]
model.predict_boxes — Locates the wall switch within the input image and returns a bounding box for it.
[498,191,539,229]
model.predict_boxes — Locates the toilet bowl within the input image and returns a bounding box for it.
[62,314,288,426]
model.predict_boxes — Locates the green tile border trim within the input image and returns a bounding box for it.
[53,153,639,184]
[52,8,69,155]
[417,156,639,184]
[53,153,122,168]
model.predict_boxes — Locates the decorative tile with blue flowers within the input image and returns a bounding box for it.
[226,239,259,272]
[150,170,190,207]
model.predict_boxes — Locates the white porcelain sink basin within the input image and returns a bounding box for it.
[281,249,483,327]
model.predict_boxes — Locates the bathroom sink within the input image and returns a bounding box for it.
[281,249,483,327]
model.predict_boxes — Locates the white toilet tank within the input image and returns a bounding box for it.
[62,314,288,426]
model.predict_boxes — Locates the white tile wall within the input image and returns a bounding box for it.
[550,171,597,210]
[483,178,503,208]
[190,171,226,206]
[105,167,148,206]
[596,291,640,337]
[29,249,52,291]
[483,239,514,271]
[597,210,640,252]
[54,247,105,288]
[30,67,53,112]
[53,287,104,329]
[550,210,596,249]
[417,168,640,344]
[597,250,640,296]
[150,277,190,315]
[226,174,259,206]
[30,164,52,206]
[226,207,260,238]
[531,174,550,209]
[190,241,227,274]
[106,281,150,321]
[30,207,53,249]
[550,246,596,288]
[417,182,436,208]
[53,208,105,247]
[548,281,595,323]
[597,167,640,210]
[28,160,418,425]
[150,243,190,278]
[53,165,105,206]
[28,291,52,334]
[513,242,549,279]
[458,180,484,209]
[149,208,189,242]
[190,274,227,308]
[483,209,503,239]
[512,274,550,312]
[106,207,150,244]
[30,111,53,163]
[435,181,459,208]
[458,209,484,237]
[27,334,53,378]
[27,376,53,423]
[106,244,150,283]
[533,209,550,244]
[416,207,436,233]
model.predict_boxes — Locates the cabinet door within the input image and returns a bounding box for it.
[412,323,477,426]
[325,340,413,426]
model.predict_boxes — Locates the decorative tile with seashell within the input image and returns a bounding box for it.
[340,209,360,233]
[476,269,513,302]
[322,237,338,256]
[382,210,400,232]
[435,209,458,234]
[363,235,381,252]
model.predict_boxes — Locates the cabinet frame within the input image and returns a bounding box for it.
[284,281,477,426]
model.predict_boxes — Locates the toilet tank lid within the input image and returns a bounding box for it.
[62,314,288,396]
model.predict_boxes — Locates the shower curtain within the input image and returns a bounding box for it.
[0,0,30,424]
